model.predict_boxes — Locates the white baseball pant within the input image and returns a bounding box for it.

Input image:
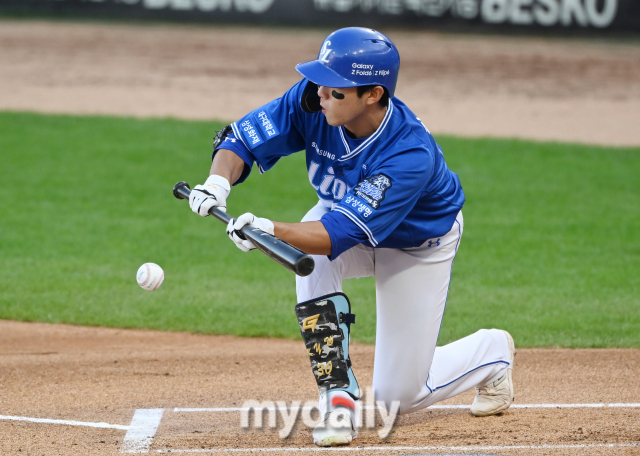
[296,202,512,414]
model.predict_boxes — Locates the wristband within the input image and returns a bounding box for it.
[204,174,231,198]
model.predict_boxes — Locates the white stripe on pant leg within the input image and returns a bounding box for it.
[120,409,164,453]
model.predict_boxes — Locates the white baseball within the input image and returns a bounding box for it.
[136,263,164,291]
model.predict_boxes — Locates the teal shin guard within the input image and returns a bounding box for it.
[295,292,360,400]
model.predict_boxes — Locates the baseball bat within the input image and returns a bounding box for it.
[173,181,315,277]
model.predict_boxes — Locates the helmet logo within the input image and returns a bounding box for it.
[319,40,332,63]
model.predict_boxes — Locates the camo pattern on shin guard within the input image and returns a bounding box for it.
[295,293,359,397]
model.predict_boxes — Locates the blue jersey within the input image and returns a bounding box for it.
[217,79,465,260]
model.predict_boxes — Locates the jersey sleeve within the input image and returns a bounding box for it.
[319,210,369,260]
[321,147,435,259]
[212,131,254,184]
[221,79,307,181]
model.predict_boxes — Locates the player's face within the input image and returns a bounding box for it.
[317,85,368,128]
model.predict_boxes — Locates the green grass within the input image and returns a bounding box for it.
[0,112,638,347]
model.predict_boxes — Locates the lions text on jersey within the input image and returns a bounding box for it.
[217,79,465,260]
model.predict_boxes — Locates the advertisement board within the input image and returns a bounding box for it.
[1,0,638,33]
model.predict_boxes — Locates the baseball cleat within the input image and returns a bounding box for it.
[470,330,516,417]
[313,409,358,447]
[313,394,358,447]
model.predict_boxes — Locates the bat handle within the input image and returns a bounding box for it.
[172,181,192,200]
[173,181,232,224]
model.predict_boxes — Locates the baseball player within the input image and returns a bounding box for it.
[188,27,515,447]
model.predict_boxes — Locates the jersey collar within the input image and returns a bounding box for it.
[338,99,394,162]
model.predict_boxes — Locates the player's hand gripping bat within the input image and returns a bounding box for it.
[173,182,315,277]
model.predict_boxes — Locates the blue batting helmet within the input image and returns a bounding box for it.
[296,27,400,112]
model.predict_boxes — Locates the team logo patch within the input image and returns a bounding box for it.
[353,174,392,209]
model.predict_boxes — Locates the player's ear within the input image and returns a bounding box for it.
[366,86,385,106]
[301,79,322,113]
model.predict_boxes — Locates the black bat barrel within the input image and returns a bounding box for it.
[173,182,315,277]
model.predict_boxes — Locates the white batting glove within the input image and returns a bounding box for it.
[226,213,275,252]
[189,175,230,216]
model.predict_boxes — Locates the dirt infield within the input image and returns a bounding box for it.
[1,320,639,455]
[1,20,640,146]
[1,20,639,455]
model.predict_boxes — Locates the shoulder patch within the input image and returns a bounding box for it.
[238,117,263,149]
[353,173,392,209]
[254,110,280,140]
[237,110,280,150]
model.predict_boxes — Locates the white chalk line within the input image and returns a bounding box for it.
[174,403,640,412]
[0,414,130,430]
[2,403,638,430]
[3,404,638,454]
[152,443,640,453]
[121,409,164,454]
